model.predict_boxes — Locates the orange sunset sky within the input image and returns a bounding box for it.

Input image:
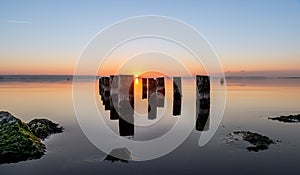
[1,1,299,77]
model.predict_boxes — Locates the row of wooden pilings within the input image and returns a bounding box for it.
[99,75,210,136]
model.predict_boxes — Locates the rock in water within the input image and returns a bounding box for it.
[104,148,132,163]
[226,131,275,152]
[268,114,300,123]
[0,111,45,164]
[28,119,64,140]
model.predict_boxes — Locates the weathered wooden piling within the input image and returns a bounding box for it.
[142,78,147,99]
[172,77,182,116]
[117,75,135,136]
[156,77,165,107]
[99,77,104,100]
[103,77,111,110]
[148,78,157,120]
[99,78,101,96]
[195,75,210,131]
[196,75,210,108]
[110,75,119,120]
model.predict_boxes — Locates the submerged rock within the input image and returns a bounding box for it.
[268,114,300,123]
[28,119,63,140]
[0,111,45,164]
[104,148,132,163]
[0,111,63,164]
[226,131,275,152]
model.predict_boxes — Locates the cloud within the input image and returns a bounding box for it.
[7,20,31,24]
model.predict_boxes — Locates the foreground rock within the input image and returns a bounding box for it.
[226,131,275,152]
[28,119,63,140]
[104,148,132,163]
[0,111,63,164]
[0,112,45,164]
[268,114,300,123]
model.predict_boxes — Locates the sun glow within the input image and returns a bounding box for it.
[135,76,139,84]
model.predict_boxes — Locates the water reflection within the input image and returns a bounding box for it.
[98,75,211,138]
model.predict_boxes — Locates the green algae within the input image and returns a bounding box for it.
[0,111,63,164]
[28,119,63,140]
[0,112,45,164]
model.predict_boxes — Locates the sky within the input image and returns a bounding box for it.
[0,0,299,76]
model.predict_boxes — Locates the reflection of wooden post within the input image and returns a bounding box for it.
[117,75,134,136]
[156,77,165,107]
[196,75,210,131]
[142,78,147,99]
[148,78,157,120]
[173,77,182,116]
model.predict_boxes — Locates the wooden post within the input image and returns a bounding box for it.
[142,78,147,99]
[110,75,119,120]
[196,75,210,131]
[156,77,165,107]
[99,77,104,101]
[173,77,182,116]
[148,78,157,120]
[117,75,135,136]
[103,77,111,110]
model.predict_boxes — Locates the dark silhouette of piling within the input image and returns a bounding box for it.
[142,78,147,99]
[196,75,210,131]
[99,77,104,100]
[110,75,119,120]
[148,78,157,120]
[156,77,165,107]
[117,75,135,136]
[173,77,182,116]
[103,77,111,110]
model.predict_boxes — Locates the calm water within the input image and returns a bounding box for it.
[0,76,300,175]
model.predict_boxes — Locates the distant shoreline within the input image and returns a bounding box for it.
[0,75,300,84]
[0,75,299,79]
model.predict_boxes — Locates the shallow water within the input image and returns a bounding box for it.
[0,76,300,175]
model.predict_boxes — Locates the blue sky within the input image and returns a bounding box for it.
[0,0,299,75]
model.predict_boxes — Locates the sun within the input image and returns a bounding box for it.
[135,75,139,84]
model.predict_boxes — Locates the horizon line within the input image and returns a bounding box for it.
[1,74,300,79]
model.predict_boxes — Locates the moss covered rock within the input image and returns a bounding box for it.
[0,111,45,164]
[28,119,63,140]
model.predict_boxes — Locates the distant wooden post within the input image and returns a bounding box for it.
[173,77,182,116]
